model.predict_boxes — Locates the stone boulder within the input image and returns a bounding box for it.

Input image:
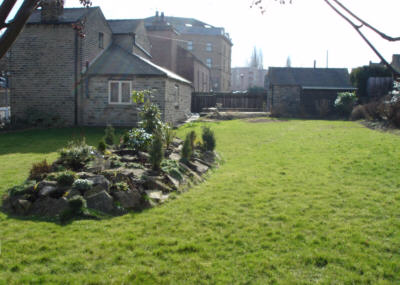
[190,160,209,175]
[86,190,114,214]
[179,162,203,183]
[38,181,66,199]
[143,176,173,193]
[120,155,137,163]
[102,168,145,184]
[171,138,184,148]
[113,189,142,211]
[138,151,150,162]
[145,190,169,204]
[86,175,110,193]
[29,197,69,217]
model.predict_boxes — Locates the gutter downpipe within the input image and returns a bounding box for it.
[74,31,79,126]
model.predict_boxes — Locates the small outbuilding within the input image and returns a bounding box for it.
[267,67,356,117]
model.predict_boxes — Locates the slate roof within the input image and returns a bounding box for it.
[107,19,141,34]
[268,67,355,89]
[144,15,231,41]
[27,7,97,24]
[87,45,191,84]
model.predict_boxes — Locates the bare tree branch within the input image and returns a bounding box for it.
[0,0,18,27]
[0,0,41,59]
[332,0,400,42]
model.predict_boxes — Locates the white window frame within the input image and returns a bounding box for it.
[108,81,132,105]
[187,41,193,51]
[206,43,212,52]
[206,58,212,68]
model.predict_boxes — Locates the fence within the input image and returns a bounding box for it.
[191,92,267,113]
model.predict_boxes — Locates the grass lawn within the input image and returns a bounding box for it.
[1,120,400,284]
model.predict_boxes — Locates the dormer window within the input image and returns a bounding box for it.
[99,32,104,49]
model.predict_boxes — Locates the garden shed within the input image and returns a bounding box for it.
[267,67,356,116]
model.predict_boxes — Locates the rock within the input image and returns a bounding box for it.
[179,162,203,183]
[65,189,81,199]
[138,151,150,162]
[201,151,217,165]
[191,160,209,175]
[84,187,106,199]
[115,149,137,156]
[29,197,69,217]
[194,158,213,168]
[76,172,96,179]
[38,181,65,199]
[120,155,137,163]
[113,189,142,210]
[14,199,32,215]
[171,138,184,148]
[86,190,114,214]
[169,152,181,162]
[145,190,169,204]
[166,175,180,190]
[86,175,110,193]
[143,176,173,193]
[102,168,145,183]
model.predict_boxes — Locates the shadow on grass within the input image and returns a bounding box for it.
[0,127,129,156]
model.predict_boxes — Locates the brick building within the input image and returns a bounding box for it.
[145,14,211,92]
[231,67,268,92]
[7,3,192,126]
[145,13,232,92]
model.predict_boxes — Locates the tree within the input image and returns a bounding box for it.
[0,0,92,59]
[251,0,400,77]
[249,46,264,69]
[286,56,291,67]
[350,65,391,99]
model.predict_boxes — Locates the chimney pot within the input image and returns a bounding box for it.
[41,0,64,23]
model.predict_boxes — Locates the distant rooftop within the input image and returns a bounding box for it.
[27,7,97,24]
[107,19,141,34]
[144,14,231,43]
[268,67,355,89]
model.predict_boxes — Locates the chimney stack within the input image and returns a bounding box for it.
[161,12,165,22]
[41,0,64,23]
[314,60,316,69]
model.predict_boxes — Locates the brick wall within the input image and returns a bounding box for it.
[9,24,76,124]
[147,29,178,73]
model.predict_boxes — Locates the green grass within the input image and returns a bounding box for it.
[1,120,400,284]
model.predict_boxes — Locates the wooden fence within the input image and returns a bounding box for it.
[191,92,267,113]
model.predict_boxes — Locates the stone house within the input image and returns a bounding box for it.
[7,3,192,126]
[267,67,356,116]
[145,13,232,92]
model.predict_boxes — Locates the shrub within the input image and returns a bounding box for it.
[104,124,115,145]
[72,179,93,191]
[124,128,152,152]
[97,139,107,154]
[202,126,216,151]
[29,159,51,181]
[60,195,87,223]
[56,171,77,186]
[59,138,95,170]
[8,181,36,197]
[189,130,196,150]
[132,90,163,134]
[163,123,175,149]
[335,92,357,118]
[161,159,184,181]
[181,133,193,163]
[350,105,369,121]
[110,182,129,192]
[149,130,164,171]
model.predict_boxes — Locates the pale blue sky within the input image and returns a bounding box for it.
[7,0,400,69]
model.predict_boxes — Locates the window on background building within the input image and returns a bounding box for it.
[99,32,104,49]
[108,81,132,104]
[206,58,212,68]
[187,41,193,51]
[206,43,212,52]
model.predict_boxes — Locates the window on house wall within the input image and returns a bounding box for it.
[109,81,132,104]
[99,32,104,49]
[174,84,180,108]
[206,43,212,52]
[187,41,193,51]
[206,58,212,68]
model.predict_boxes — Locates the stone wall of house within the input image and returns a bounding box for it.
[82,8,113,68]
[9,24,76,124]
[164,79,192,124]
[270,85,301,115]
[83,76,167,126]
[113,34,134,53]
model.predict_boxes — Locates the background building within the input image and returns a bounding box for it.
[145,13,232,92]
[231,67,268,92]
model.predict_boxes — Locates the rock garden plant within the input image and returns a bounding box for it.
[2,90,218,222]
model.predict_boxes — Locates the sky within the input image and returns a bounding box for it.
[8,0,400,70]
